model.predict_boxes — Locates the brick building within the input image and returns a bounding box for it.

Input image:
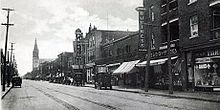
[142,0,220,91]
[84,24,137,83]
[179,0,220,91]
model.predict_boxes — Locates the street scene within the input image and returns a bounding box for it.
[2,80,220,110]
[1,0,220,110]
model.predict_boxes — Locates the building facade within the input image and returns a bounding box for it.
[84,24,137,83]
[143,0,220,91]
[179,0,220,91]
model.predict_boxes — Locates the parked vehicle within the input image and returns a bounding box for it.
[12,76,22,88]
[94,65,112,90]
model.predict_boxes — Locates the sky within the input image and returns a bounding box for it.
[0,0,142,76]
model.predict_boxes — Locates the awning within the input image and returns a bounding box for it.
[113,60,140,75]
[136,56,178,67]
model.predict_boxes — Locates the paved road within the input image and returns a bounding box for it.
[2,80,220,110]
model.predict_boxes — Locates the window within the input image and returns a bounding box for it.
[125,45,131,53]
[189,0,197,4]
[212,10,220,39]
[190,15,198,38]
[149,6,155,21]
[151,33,155,49]
[109,50,113,56]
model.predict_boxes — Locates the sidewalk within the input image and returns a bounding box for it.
[1,85,12,99]
[85,84,220,103]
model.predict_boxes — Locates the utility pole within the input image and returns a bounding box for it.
[166,0,173,94]
[8,42,15,87]
[1,8,14,91]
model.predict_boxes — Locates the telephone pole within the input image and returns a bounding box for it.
[166,0,173,94]
[8,42,15,87]
[1,8,14,91]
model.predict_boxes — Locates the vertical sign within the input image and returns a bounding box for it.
[136,7,147,52]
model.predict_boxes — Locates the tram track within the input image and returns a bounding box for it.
[31,83,121,110]
[32,86,80,110]
[50,84,190,110]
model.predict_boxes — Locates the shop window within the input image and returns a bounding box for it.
[194,59,220,87]
[190,15,198,38]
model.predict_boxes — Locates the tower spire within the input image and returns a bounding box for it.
[34,38,38,51]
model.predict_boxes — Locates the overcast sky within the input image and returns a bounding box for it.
[0,0,142,76]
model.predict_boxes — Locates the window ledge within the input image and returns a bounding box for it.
[188,1,197,6]
[189,36,199,39]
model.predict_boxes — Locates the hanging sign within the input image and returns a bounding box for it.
[136,7,147,52]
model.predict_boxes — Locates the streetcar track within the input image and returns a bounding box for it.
[31,83,121,110]
[43,86,121,110]
[47,83,192,110]
[32,86,80,110]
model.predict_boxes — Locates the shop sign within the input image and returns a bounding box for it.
[150,48,178,58]
[198,64,210,69]
[159,43,176,50]
[195,49,220,58]
[136,7,147,52]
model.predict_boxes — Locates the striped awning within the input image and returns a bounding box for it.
[113,60,140,75]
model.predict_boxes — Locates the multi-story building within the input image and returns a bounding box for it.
[141,0,181,90]
[100,32,147,86]
[142,0,220,91]
[84,24,137,83]
[179,0,220,91]
[57,52,73,81]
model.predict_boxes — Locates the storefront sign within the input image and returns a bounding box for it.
[150,48,178,58]
[195,49,220,58]
[136,7,147,52]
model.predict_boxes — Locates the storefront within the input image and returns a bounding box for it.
[113,60,141,87]
[136,56,182,90]
[191,48,220,91]
[85,63,95,83]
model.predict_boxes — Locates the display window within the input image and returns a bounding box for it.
[194,57,220,87]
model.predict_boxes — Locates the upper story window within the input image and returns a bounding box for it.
[149,6,155,21]
[190,15,198,38]
[151,33,155,49]
[189,0,197,4]
[211,9,220,39]
[125,45,131,53]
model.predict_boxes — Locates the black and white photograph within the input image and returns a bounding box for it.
[1,0,220,110]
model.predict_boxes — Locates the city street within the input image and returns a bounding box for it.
[2,80,220,110]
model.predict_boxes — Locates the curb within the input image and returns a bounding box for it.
[112,89,220,103]
[1,86,12,99]
[84,85,220,103]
